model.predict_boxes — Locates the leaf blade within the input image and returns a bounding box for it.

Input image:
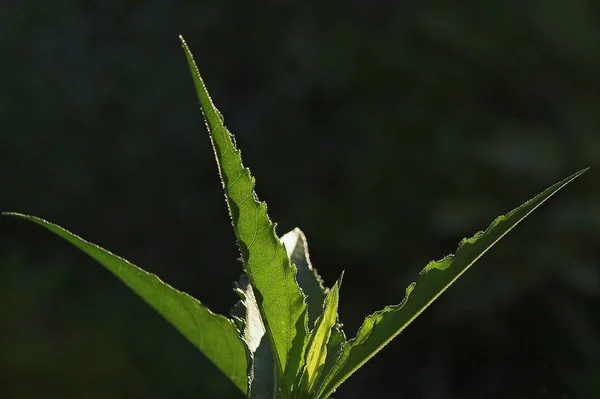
[236,228,335,398]
[317,169,588,398]
[3,212,249,394]
[298,272,343,397]
[281,228,328,328]
[180,36,308,396]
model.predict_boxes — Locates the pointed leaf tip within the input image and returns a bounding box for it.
[299,272,343,397]
[181,41,309,397]
[7,212,249,394]
[316,169,587,398]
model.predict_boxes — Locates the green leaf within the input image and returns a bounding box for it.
[316,169,588,399]
[297,273,343,398]
[281,228,328,328]
[279,229,347,399]
[233,228,334,398]
[315,326,346,397]
[180,36,308,397]
[2,212,249,395]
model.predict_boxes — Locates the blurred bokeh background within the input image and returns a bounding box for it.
[1,1,599,398]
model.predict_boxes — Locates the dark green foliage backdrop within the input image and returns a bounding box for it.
[1,1,598,398]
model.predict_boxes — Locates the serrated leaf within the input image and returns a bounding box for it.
[316,169,588,399]
[3,212,249,394]
[180,37,308,397]
[236,228,333,398]
[281,229,347,398]
[233,274,266,354]
[281,228,328,327]
[297,273,343,398]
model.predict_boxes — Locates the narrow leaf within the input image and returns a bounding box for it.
[317,169,588,398]
[298,273,343,397]
[279,229,347,398]
[180,36,308,396]
[3,212,249,394]
[234,228,335,398]
[314,326,346,397]
[281,228,328,327]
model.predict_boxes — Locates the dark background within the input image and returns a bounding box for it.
[1,1,599,398]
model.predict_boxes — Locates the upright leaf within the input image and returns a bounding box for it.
[279,229,346,398]
[180,37,308,396]
[297,273,343,398]
[281,228,328,327]
[234,228,335,398]
[315,326,346,397]
[3,212,249,394]
[316,169,587,399]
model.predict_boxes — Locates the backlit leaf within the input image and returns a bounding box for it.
[297,273,343,397]
[316,169,588,399]
[180,37,308,398]
[3,212,249,394]
[281,228,328,328]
